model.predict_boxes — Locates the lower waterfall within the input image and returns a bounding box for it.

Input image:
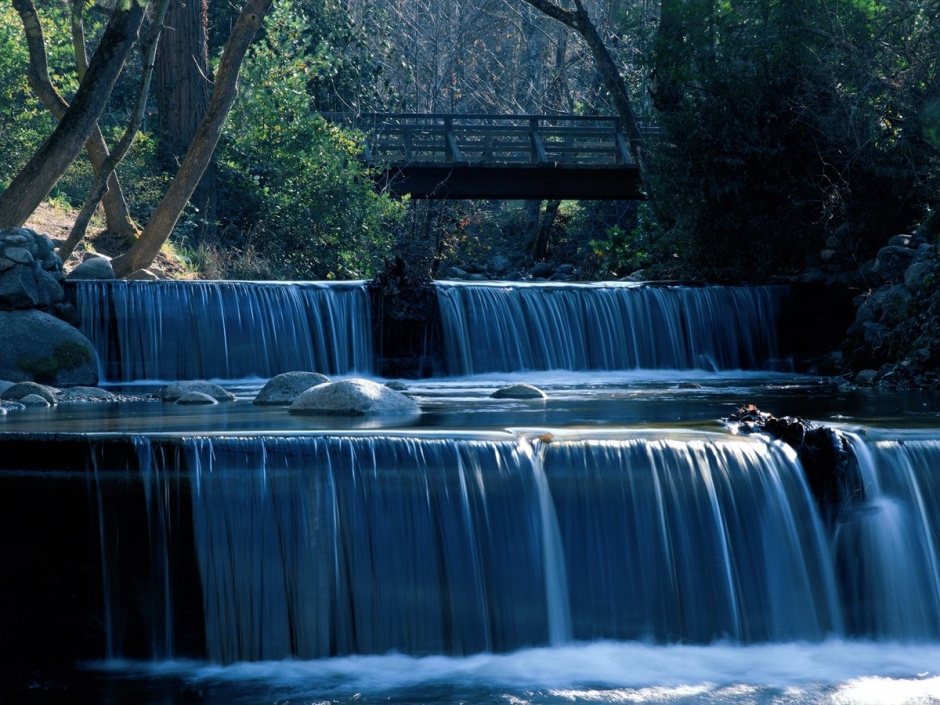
[85,431,940,664]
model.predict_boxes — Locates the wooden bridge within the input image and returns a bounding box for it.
[323,113,644,200]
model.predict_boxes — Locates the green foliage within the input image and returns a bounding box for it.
[216,0,403,280]
[644,0,940,280]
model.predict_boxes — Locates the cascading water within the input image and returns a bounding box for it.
[834,435,940,639]
[435,281,791,374]
[90,430,940,666]
[73,280,373,382]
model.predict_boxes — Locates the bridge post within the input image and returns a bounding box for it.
[529,117,548,164]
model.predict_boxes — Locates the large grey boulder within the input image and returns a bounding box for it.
[253,371,331,405]
[67,255,116,280]
[0,227,64,309]
[56,386,117,403]
[0,310,98,386]
[872,245,917,284]
[490,383,547,399]
[288,378,420,416]
[158,381,236,402]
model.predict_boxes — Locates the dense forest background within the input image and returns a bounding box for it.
[1,0,938,282]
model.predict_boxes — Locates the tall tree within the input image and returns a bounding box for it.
[156,0,216,241]
[0,1,147,229]
[111,0,274,277]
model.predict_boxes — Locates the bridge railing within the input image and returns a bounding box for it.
[322,113,643,167]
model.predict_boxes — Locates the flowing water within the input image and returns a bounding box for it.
[4,280,940,704]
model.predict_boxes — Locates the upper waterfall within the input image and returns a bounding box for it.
[73,280,374,382]
[436,281,791,375]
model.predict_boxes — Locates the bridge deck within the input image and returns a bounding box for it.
[324,113,644,199]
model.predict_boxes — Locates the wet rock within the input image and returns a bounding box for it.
[1,381,58,405]
[385,380,408,391]
[727,405,862,527]
[446,267,468,279]
[490,383,547,399]
[0,310,97,386]
[0,400,25,413]
[555,264,575,275]
[19,393,51,407]
[854,369,878,386]
[0,380,13,396]
[158,381,236,402]
[175,391,218,405]
[67,256,115,280]
[288,378,420,416]
[56,386,117,403]
[253,371,331,405]
[888,234,913,248]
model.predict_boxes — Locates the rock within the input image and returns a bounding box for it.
[0,310,98,386]
[175,391,218,405]
[158,381,236,402]
[800,268,827,284]
[548,272,575,281]
[621,269,649,282]
[555,264,575,275]
[488,255,512,276]
[820,248,838,263]
[253,371,331,405]
[19,393,51,407]
[855,369,878,386]
[904,260,934,295]
[824,234,843,249]
[288,378,421,416]
[1,381,58,405]
[888,234,912,248]
[126,268,160,281]
[504,271,524,281]
[0,380,13,396]
[56,386,117,403]
[0,266,41,309]
[531,262,554,278]
[490,383,547,399]
[871,245,917,284]
[385,380,408,391]
[447,267,468,279]
[462,263,487,274]
[67,256,115,280]
[0,400,25,413]
[468,273,488,281]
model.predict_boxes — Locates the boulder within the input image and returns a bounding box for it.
[1,381,58,404]
[125,268,160,281]
[175,391,218,405]
[288,378,421,416]
[385,380,408,391]
[0,227,64,310]
[0,310,98,386]
[490,383,547,399]
[871,245,917,284]
[19,393,51,407]
[56,386,117,403]
[158,381,236,402]
[0,400,25,414]
[855,369,878,387]
[253,371,331,405]
[67,256,115,280]
[531,262,554,279]
[904,260,934,295]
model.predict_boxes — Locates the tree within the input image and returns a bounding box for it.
[11,0,137,238]
[155,0,216,241]
[111,0,274,277]
[0,1,146,229]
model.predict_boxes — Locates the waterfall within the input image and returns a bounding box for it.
[834,435,940,639]
[73,280,373,382]
[87,430,859,663]
[436,281,790,374]
[187,434,569,663]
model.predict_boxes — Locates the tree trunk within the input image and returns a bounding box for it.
[57,0,172,262]
[0,2,146,230]
[156,0,216,242]
[649,0,685,112]
[112,0,274,277]
[531,199,560,261]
